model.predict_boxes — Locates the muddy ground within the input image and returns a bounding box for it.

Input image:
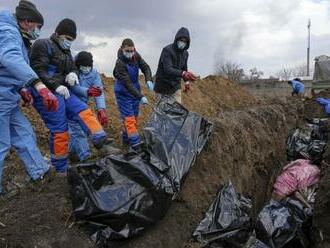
[0,76,329,248]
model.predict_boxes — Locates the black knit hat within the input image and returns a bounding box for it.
[76,51,93,67]
[121,38,135,48]
[15,0,44,25]
[55,18,77,39]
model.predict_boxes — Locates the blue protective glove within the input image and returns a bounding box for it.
[140,96,149,105]
[146,81,154,91]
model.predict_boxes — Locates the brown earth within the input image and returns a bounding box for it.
[314,162,330,248]
[304,90,330,247]
[0,76,328,248]
[121,98,304,248]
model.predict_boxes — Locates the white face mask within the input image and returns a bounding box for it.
[177,40,187,50]
[123,51,134,59]
[21,26,41,40]
[27,27,41,40]
[80,66,92,74]
[60,38,73,50]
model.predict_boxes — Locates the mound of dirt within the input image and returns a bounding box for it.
[182,75,261,117]
[303,91,330,120]
[0,75,327,248]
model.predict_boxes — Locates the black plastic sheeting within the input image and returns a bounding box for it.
[193,184,313,248]
[144,101,213,193]
[193,181,253,247]
[286,120,328,164]
[244,233,269,248]
[255,199,312,248]
[68,101,213,244]
[68,154,173,243]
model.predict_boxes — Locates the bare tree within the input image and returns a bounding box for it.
[215,60,245,82]
[292,64,313,77]
[292,64,307,77]
[275,64,313,80]
[248,67,264,80]
[275,68,294,81]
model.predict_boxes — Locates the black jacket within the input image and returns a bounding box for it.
[113,49,152,99]
[154,27,190,95]
[30,33,77,91]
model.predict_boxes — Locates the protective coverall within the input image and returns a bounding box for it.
[113,49,152,147]
[0,10,49,192]
[69,68,106,160]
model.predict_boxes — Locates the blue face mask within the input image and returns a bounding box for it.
[177,40,187,50]
[80,66,92,74]
[60,38,73,50]
[27,27,41,40]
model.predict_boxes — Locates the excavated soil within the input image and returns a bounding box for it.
[303,91,330,247]
[314,162,330,248]
[121,101,304,248]
[0,76,328,248]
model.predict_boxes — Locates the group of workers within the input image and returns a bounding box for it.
[0,0,198,194]
[0,0,305,195]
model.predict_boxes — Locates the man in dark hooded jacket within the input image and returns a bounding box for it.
[154,27,197,104]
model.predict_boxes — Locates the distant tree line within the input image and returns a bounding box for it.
[214,59,312,82]
[274,64,313,80]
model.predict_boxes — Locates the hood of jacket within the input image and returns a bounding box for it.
[173,27,190,51]
[0,10,19,32]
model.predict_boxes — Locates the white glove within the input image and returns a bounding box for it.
[140,96,149,105]
[65,72,79,86]
[56,85,70,99]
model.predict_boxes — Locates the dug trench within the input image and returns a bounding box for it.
[0,76,328,248]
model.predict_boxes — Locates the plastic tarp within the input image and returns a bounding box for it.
[286,122,327,164]
[68,101,213,244]
[68,154,173,243]
[273,159,321,198]
[313,55,330,81]
[193,185,314,248]
[144,101,214,193]
[193,181,253,247]
[244,232,270,248]
[256,199,312,248]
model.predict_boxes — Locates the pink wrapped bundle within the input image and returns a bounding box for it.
[273,159,321,197]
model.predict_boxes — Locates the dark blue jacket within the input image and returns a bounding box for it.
[30,34,77,91]
[154,27,190,95]
[113,49,152,99]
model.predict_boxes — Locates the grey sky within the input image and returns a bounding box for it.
[1,0,330,77]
